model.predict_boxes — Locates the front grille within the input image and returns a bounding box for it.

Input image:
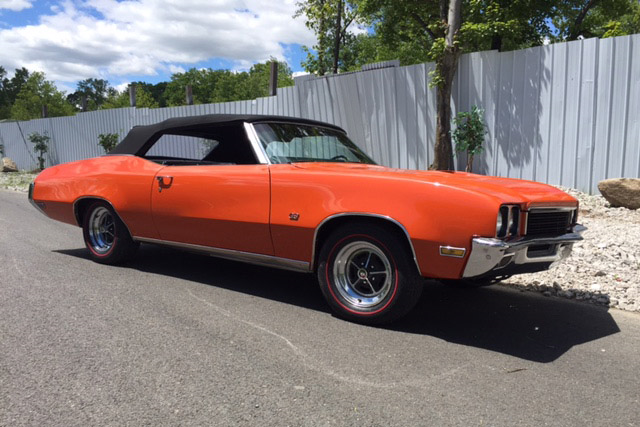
[526,210,573,237]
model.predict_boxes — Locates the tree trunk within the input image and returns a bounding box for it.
[466,153,473,172]
[332,0,343,74]
[432,49,458,170]
[491,34,502,51]
[568,0,599,40]
[318,0,327,76]
[431,0,462,171]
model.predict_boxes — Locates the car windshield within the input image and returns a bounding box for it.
[253,122,376,165]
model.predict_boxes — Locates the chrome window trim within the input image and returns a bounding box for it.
[244,122,270,165]
[310,213,419,272]
[133,236,310,273]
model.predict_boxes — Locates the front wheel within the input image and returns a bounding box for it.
[82,201,138,264]
[317,223,423,324]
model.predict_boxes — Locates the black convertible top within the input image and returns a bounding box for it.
[109,114,345,155]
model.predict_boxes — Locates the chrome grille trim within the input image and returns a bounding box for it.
[525,207,576,237]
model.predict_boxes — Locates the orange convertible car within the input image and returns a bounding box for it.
[30,114,585,323]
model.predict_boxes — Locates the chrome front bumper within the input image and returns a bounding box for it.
[462,225,586,278]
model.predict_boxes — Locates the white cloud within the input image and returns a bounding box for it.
[114,81,130,92]
[0,0,315,82]
[0,0,34,11]
[346,21,367,36]
[167,64,185,75]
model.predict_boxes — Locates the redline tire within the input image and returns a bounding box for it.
[317,223,423,324]
[82,201,138,265]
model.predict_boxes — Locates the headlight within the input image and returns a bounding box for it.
[496,205,520,238]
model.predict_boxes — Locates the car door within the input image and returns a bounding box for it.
[150,164,273,256]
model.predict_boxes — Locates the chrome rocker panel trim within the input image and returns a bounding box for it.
[133,236,310,273]
[462,224,587,278]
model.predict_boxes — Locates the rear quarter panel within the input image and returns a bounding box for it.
[33,156,163,238]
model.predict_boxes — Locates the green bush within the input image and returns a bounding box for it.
[28,132,50,170]
[451,105,486,173]
[98,133,119,153]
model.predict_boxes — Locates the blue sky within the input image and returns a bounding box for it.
[0,0,314,92]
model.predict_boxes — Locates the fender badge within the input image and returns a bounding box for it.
[289,212,300,221]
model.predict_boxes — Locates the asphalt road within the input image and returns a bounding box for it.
[1,189,639,427]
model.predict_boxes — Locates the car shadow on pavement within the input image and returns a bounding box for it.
[56,245,621,363]
[391,281,621,363]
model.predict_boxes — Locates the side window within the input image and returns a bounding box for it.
[145,135,219,160]
[140,124,258,165]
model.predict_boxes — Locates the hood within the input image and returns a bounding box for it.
[289,163,577,208]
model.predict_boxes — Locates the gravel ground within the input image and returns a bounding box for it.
[0,171,36,192]
[2,171,638,312]
[503,186,640,312]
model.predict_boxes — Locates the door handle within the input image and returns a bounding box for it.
[157,176,174,192]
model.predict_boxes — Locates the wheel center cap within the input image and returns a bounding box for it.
[357,269,368,279]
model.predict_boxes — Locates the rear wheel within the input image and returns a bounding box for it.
[82,201,138,264]
[317,223,423,324]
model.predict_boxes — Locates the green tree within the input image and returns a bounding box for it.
[164,68,224,106]
[6,67,30,103]
[11,72,75,120]
[355,0,463,169]
[163,61,294,106]
[230,61,294,101]
[102,84,159,109]
[343,32,430,70]
[601,1,640,37]
[0,67,31,119]
[351,0,567,170]
[67,78,116,111]
[131,81,168,107]
[460,0,555,52]
[0,66,10,119]
[296,0,361,74]
[552,0,640,41]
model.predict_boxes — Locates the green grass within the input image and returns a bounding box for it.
[0,172,37,193]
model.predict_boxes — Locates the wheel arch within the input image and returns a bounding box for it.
[73,197,133,237]
[311,213,419,272]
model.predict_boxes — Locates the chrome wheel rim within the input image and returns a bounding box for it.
[332,241,393,309]
[88,207,115,254]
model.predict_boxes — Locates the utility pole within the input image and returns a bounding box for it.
[268,61,278,97]
[186,85,194,105]
[129,84,137,107]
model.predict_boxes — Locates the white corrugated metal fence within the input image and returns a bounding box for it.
[1,34,638,194]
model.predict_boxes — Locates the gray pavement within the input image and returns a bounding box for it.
[1,189,639,426]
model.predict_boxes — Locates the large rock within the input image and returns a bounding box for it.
[598,178,640,210]
[1,157,18,172]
